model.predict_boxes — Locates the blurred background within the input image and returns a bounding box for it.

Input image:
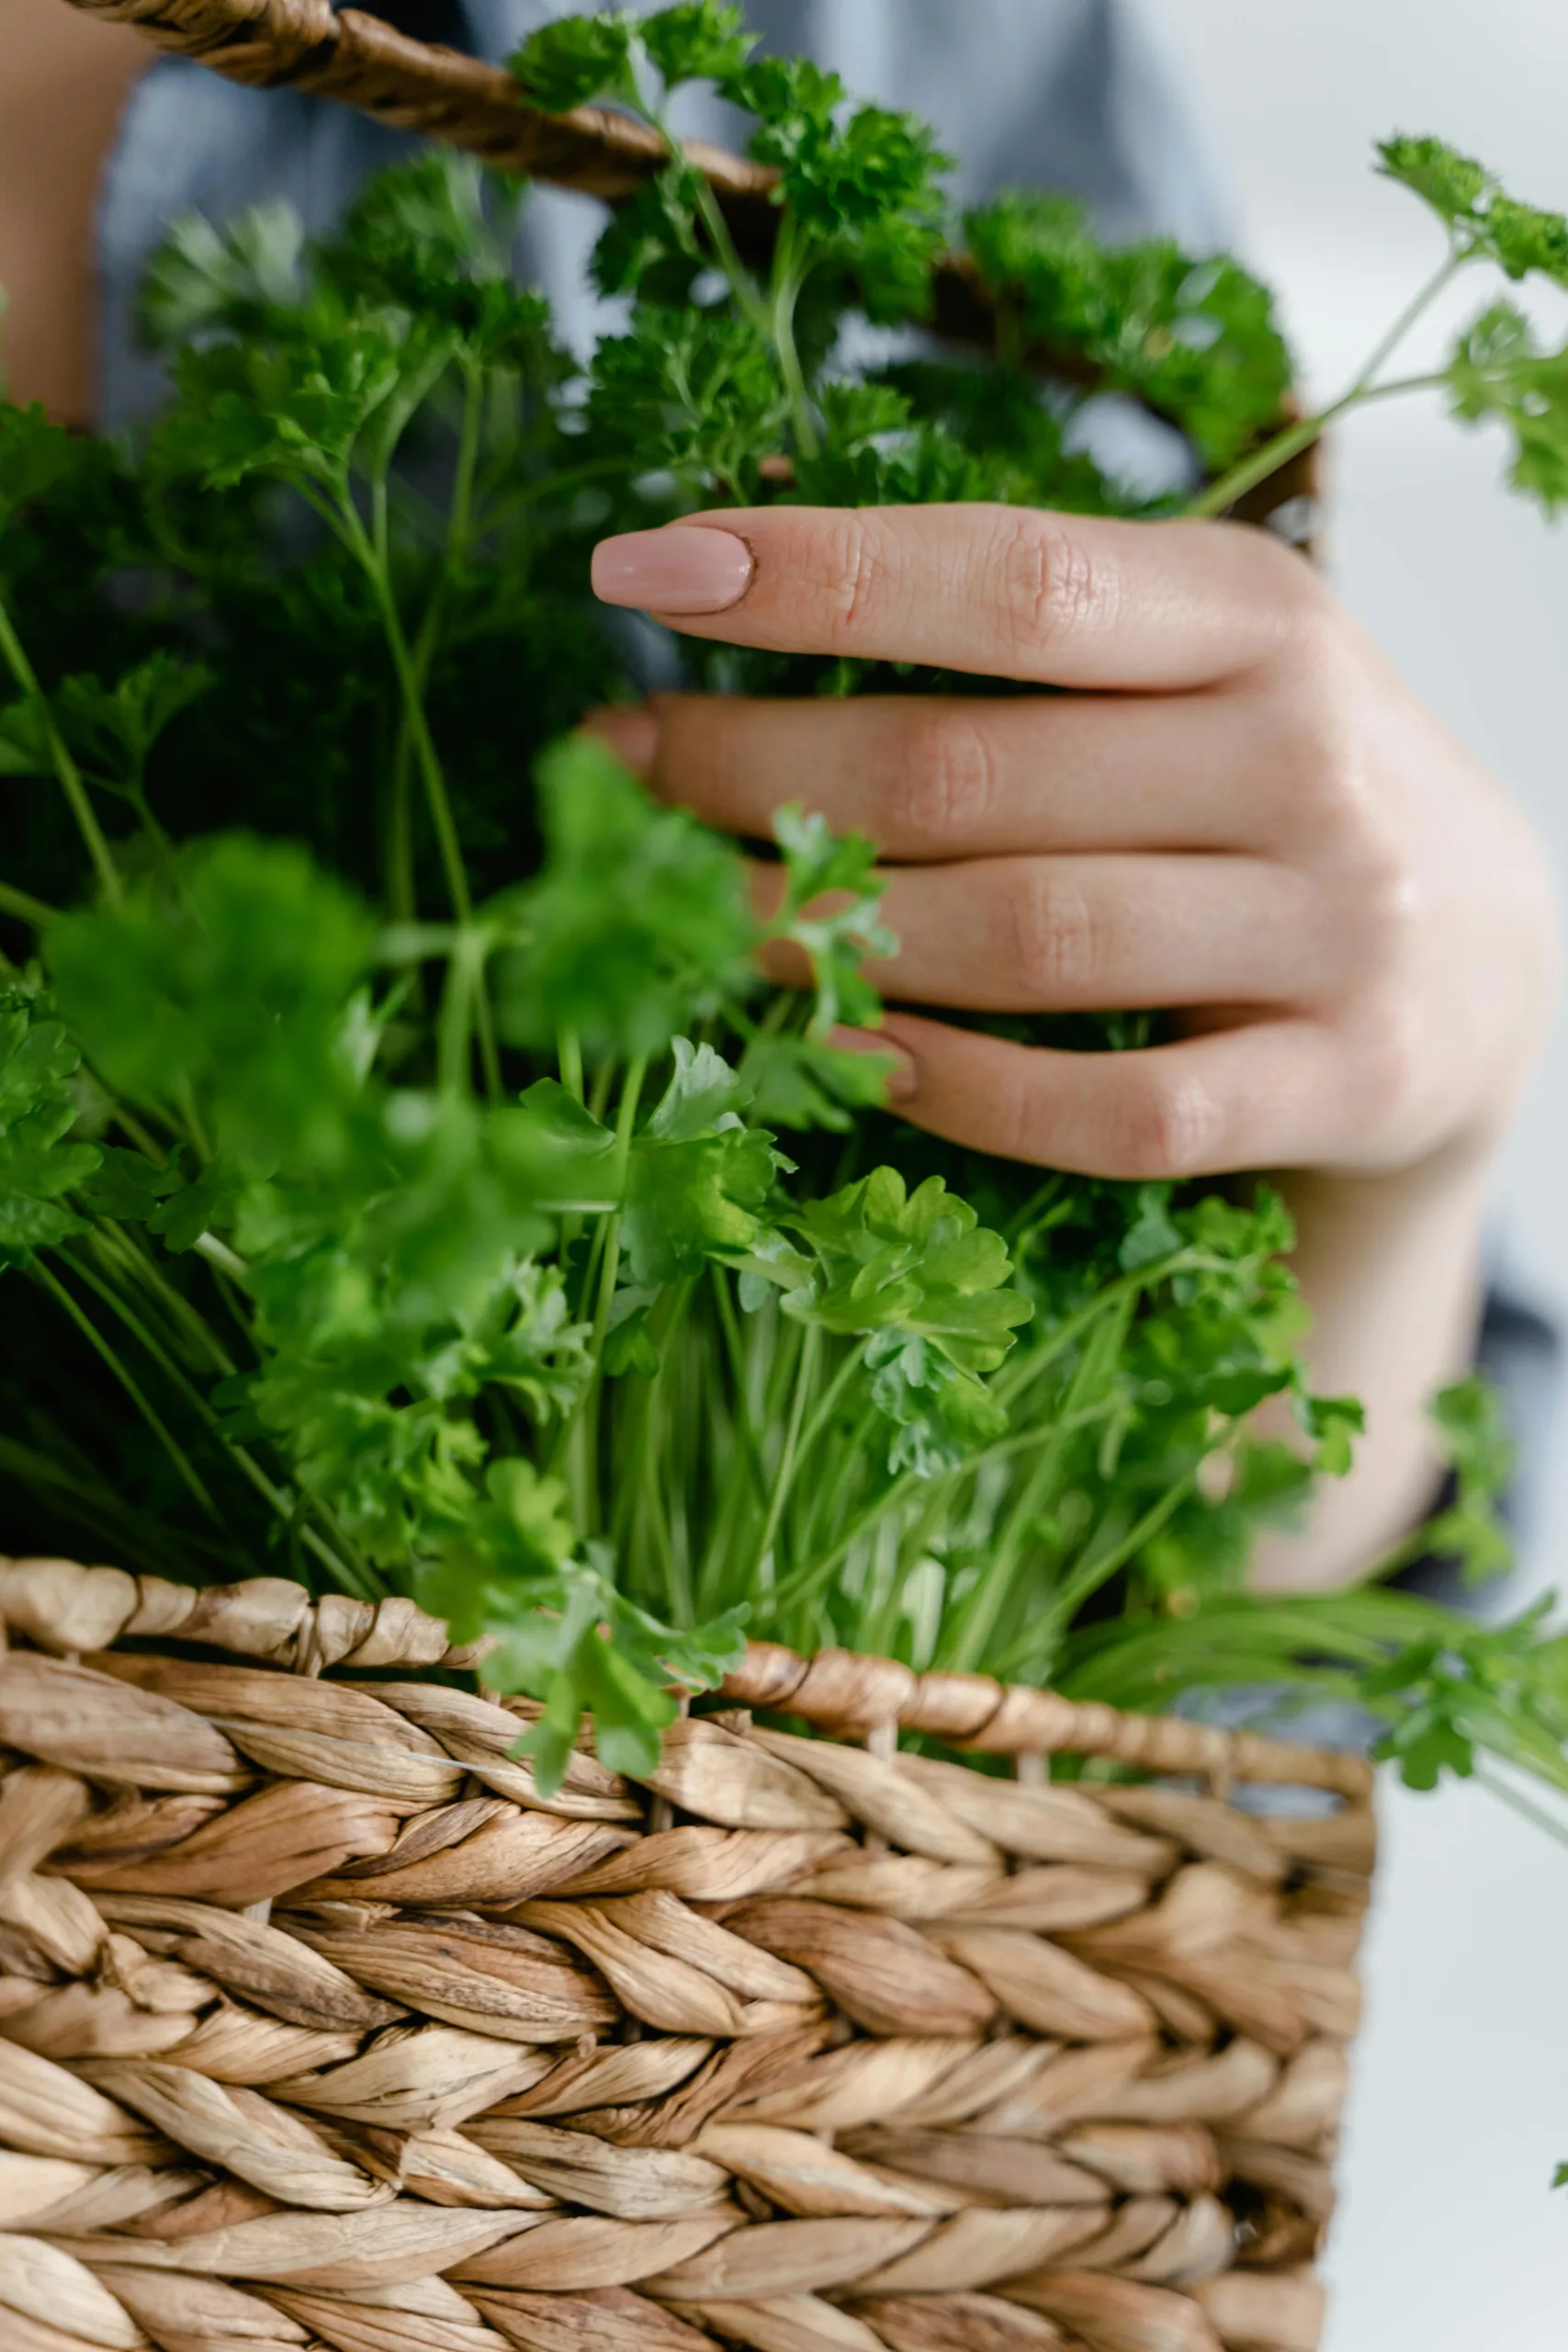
[1141,1,1568,2338]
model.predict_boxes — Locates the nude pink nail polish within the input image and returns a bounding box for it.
[592,526,754,616]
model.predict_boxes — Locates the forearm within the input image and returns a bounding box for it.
[1249,1145,1492,1594]
[0,0,145,424]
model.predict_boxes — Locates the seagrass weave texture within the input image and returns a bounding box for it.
[0,1559,1371,2352]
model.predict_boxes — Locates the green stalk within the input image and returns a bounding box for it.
[1188,237,1466,520]
[691,176,774,344]
[32,1261,219,1520]
[333,492,502,1099]
[56,1240,381,1600]
[694,1276,771,1616]
[647,97,819,464]
[0,877,58,929]
[570,1055,648,1532]
[769,214,822,461]
[0,601,120,904]
[787,1335,871,1489]
[766,1412,911,1620]
[91,1224,237,1376]
[994,1468,1204,1681]
[750,1320,822,1585]
[1473,1762,1568,1858]
[616,1277,698,1624]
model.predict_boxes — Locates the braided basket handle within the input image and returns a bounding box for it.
[58,0,782,198]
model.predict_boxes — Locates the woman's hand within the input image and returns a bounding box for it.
[590,503,1560,1586]
[592,503,1553,1180]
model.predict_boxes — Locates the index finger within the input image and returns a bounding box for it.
[591,504,1319,691]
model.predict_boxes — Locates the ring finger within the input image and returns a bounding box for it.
[759,853,1336,1014]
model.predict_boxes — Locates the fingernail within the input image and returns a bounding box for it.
[583,704,660,775]
[592,526,754,616]
[829,1025,919,1101]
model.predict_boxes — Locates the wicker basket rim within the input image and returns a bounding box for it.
[0,1556,1372,1798]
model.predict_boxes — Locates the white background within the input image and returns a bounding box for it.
[1141,4,1568,2339]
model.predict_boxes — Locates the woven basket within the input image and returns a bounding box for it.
[0,1557,1371,2352]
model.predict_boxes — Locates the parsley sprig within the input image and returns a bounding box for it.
[0,13,1562,1800]
[1190,134,1568,517]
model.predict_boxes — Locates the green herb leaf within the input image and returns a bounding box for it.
[0,991,100,1261]
[510,14,636,113]
[641,2,756,88]
[496,737,754,1059]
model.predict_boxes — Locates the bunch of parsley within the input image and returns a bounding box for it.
[2,3,1567,1801]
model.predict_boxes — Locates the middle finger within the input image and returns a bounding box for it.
[613,689,1300,861]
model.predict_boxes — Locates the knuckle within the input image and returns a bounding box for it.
[1338,850,1423,978]
[893,707,998,850]
[1269,684,1377,847]
[1007,865,1100,1002]
[1107,1067,1220,1181]
[1229,523,1333,639]
[1350,996,1428,1130]
[991,512,1105,662]
[811,511,884,643]
[993,1069,1043,1165]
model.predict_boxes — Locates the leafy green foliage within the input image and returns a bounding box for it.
[1447,303,1568,514]
[783,1170,1032,1472]
[0,23,1556,1803]
[0,991,100,1261]
[495,735,754,1058]
[1379,135,1568,284]
[641,2,756,89]
[965,192,1292,469]
[49,835,376,1166]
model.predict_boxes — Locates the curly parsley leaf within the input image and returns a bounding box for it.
[641,2,756,89]
[1447,301,1568,514]
[624,1039,783,1284]
[766,802,896,1036]
[1379,135,1568,286]
[783,1169,1032,1472]
[495,736,754,1059]
[0,991,100,1261]
[510,13,637,112]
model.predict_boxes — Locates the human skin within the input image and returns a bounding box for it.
[3,6,1557,1593]
[0,0,146,424]
[591,505,1560,1592]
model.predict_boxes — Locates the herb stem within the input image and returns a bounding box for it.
[573,1054,648,1529]
[337,494,502,1098]
[1188,243,1468,522]
[60,1242,294,1528]
[770,215,821,461]
[0,601,120,904]
[32,1261,220,1520]
[1473,1761,1568,1855]
[752,1319,821,1581]
[1013,1468,1203,1673]
[1348,246,1469,401]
